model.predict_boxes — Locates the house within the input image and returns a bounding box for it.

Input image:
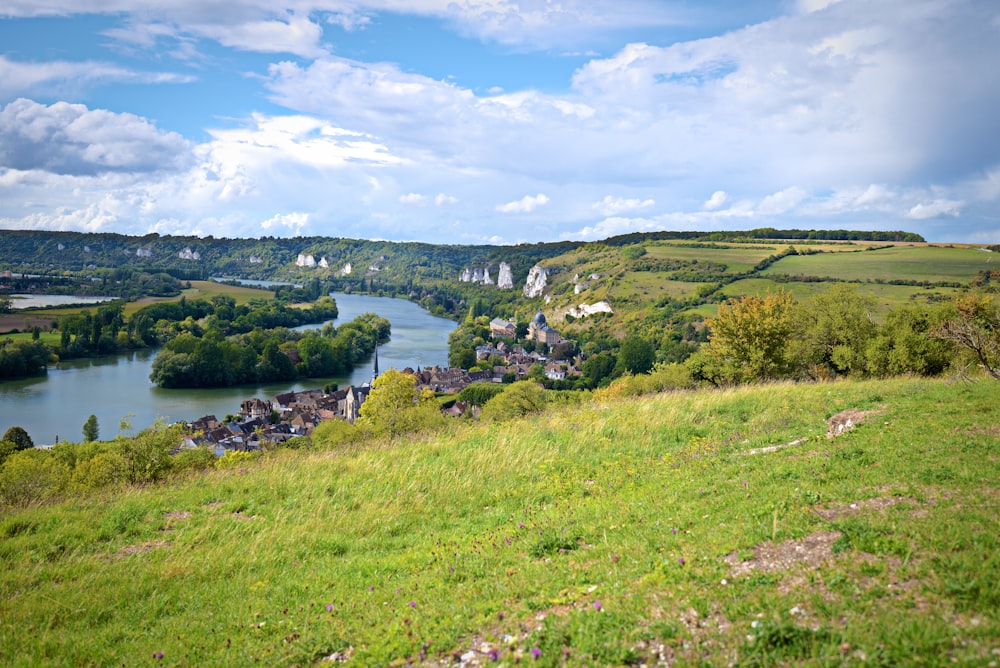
[489,318,516,339]
[544,363,567,381]
[239,398,273,422]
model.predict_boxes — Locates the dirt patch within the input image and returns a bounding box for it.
[724,531,841,577]
[115,540,170,558]
[826,409,879,438]
[163,510,191,520]
[813,495,921,522]
[962,425,1000,439]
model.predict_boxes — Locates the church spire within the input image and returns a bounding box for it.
[371,343,380,383]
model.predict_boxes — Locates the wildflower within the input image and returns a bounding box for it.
[679,557,686,565]
[153,652,164,660]
[671,527,677,535]
[593,601,602,611]
[409,601,417,608]
[488,649,499,661]
[531,647,542,659]
[326,604,334,612]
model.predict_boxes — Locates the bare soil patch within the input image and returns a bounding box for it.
[813,495,920,522]
[826,409,879,438]
[724,531,841,577]
[115,540,170,558]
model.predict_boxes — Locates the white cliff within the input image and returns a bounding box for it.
[319,257,329,268]
[296,254,316,267]
[523,264,548,298]
[497,262,514,289]
[566,301,614,319]
[179,247,201,260]
[341,263,352,275]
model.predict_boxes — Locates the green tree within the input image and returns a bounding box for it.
[83,415,99,442]
[697,290,796,384]
[616,337,656,375]
[932,292,1000,379]
[793,283,877,377]
[357,369,419,438]
[2,426,34,451]
[480,381,546,422]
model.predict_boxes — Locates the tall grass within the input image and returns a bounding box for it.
[1,377,997,665]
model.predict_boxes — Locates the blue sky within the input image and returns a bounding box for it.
[0,0,998,245]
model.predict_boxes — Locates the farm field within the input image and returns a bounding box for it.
[717,278,961,315]
[762,246,994,283]
[1,377,997,665]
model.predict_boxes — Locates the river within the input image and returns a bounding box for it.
[0,293,456,445]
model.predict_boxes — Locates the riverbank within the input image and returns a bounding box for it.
[0,293,456,445]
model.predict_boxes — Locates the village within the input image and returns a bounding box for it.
[179,311,582,454]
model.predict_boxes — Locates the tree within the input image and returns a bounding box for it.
[793,283,876,377]
[2,426,34,451]
[83,414,99,442]
[480,381,546,422]
[932,292,1000,379]
[357,369,420,438]
[698,290,796,384]
[616,337,656,375]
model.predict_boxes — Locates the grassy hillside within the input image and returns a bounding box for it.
[1,377,997,665]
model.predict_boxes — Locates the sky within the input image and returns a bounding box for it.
[0,0,998,245]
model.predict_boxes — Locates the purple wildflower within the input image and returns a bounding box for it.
[679,557,686,565]
[593,600,602,611]
[518,522,525,528]
[488,649,500,662]
[409,601,417,608]
[671,527,677,535]
[531,647,542,659]
[326,603,334,611]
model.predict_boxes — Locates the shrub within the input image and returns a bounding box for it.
[0,449,71,506]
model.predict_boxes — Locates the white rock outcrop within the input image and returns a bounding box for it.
[497,262,514,289]
[318,257,329,268]
[296,254,316,267]
[179,247,201,260]
[523,264,548,298]
[566,301,614,319]
[482,267,494,285]
[341,263,352,275]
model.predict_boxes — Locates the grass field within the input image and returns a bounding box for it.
[644,242,781,274]
[718,278,961,315]
[2,377,997,665]
[762,246,995,283]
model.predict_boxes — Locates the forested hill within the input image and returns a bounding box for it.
[0,230,578,284]
[0,228,923,284]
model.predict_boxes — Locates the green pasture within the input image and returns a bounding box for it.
[762,245,994,283]
[644,242,781,273]
[606,274,703,303]
[1,377,997,665]
[718,278,961,315]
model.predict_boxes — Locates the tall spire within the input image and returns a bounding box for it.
[371,343,380,383]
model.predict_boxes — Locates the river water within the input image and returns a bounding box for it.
[0,293,456,445]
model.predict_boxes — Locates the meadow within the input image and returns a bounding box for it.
[1,376,997,665]
[761,246,994,283]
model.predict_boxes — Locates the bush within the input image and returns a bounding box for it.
[0,449,71,506]
[480,382,546,422]
[172,447,216,474]
[71,451,126,490]
[215,450,261,469]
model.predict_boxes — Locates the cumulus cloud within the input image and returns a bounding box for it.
[906,199,964,220]
[756,187,809,216]
[399,192,427,206]
[703,190,728,210]
[0,98,191,175]
[434,193,458,206]
[592,195,655,216]
[261,211,309,234]
[496,193,549,213]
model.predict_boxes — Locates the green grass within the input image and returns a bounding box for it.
[762,246,994,283]
[644,242,782,273]
[1,377,998,665]
[719,278,961,315]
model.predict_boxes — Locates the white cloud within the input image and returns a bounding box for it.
[703,190,728,210]
[756,187,809,216]
[906,199,964,220]
[399,192,426,206]
[496,193,549,213]
[434,193,458,206]
[592,195,654,216]
[0,55,193,100]
[0,98,191,175]
[261,211,309,234]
